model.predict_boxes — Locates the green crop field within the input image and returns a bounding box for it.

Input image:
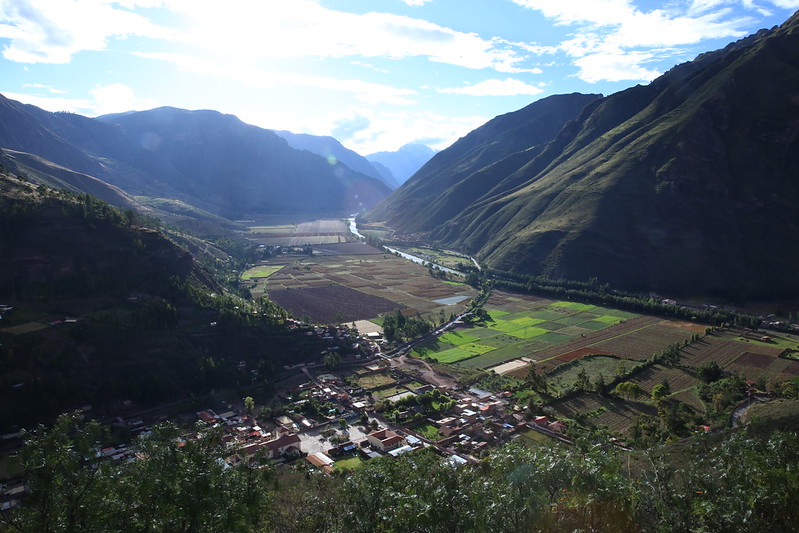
[416,298,641,369]
[551,301,595,311]
[430,343,496,363]
[439,331,481,346]
[412,294,716,380]
[592,315,626,325]
[241,265,284,280]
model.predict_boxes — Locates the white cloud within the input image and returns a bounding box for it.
[573,49,661,83]
[335,110,487,154]
[0,0,169,64]
[0,0,540,75]
[1,83,157,115]
[0,91,93,113]
[511,0,756,83]
[159,0,532,73]
[261,106,482,154]
[22,83,65,93]
[439,78,545,96]
[135,51,419,106]
[89,83,159,114]
[768,0,799,7]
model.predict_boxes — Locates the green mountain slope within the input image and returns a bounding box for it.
[0,173,321,431]
[367,93,602,232]
[369,12,799,300]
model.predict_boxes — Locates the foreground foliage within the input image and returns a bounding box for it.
[3,413,799,532]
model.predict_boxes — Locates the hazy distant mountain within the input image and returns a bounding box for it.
[98,107,391,217]
[366,143,437,185]
[0,96,391,220]
[272,130,399,190]
[368,12,799,301]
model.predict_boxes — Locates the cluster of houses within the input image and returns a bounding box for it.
[0,351,575,515]
[167,360,574,475]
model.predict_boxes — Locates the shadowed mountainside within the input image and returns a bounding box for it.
[367,12,799,301]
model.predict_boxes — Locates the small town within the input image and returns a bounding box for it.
[1,316,577,512]
[124,319,569,471]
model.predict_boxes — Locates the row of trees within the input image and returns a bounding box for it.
[488,267,763,329]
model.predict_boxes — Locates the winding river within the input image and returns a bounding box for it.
[348,217,467,277]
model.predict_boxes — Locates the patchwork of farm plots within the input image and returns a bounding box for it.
[414,297,639,369]
[263,251,477,322]
[246,219,351,246]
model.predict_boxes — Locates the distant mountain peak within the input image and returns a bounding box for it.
[366,143,437,186]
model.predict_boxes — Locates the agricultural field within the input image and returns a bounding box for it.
[263,248,476,323]
[269,285,401,324]
[541,327,799,435]
[515,428,551,447]
[680,330,799,383]
[546,355,645,395]
[245,218,352,246]
[350,371,396,390]
[550,393,658,433]
[413,293,667,371]
[241,264,284,281]
[629,364,703,409]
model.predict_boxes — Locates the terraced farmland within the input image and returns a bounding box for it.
[680,330,799,382]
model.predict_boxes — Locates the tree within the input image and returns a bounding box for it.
[4,413,110,532]
[613,381,644,400]
[324,351,343,369]
[2,413,272,532]
[698,361,723,383]
[652,383,669,403]
[615,360,627,379]
[575,367,590,391]
[244,396,255,413]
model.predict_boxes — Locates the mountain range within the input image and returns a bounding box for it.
[366,143,439,186]
[272,131,437,189]
[367,12,799,301]
[1,12,798,302]
[0,100,394,224]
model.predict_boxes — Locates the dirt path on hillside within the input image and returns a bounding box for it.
[389,353,458,389]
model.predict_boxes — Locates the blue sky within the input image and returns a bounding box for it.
[1,0,797,155]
